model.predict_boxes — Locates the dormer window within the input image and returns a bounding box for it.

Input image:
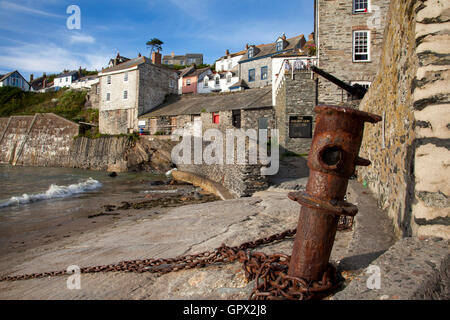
[276,40,284,51]
[248,47,254,59]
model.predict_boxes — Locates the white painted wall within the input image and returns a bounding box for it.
[215,54,244,72]
[99,68,138,112]
[197,72,239,94]
[70,77,99,90]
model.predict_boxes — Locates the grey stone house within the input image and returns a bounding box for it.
[315,0,391,104]
[98,55,178,134]
[163,53,203,66]
[238,34,306,89]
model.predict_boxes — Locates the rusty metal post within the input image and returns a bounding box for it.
[288,105,381,281]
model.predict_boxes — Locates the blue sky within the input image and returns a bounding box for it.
[0,0,314,79]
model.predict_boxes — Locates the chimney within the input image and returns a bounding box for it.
[30,74,34,82]
[79,66,82,77]
[309,32,315,41]
[245,43,249,50]
[282,33,287,40]
[226,49,230,56]
[43,72,46,78]
[171,52,175,58]
[43,78,47,89]
[138,53,142,57]
[152,49,162,65]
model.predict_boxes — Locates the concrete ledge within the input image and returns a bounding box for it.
[172,170,238,200]
[333,237,450,300]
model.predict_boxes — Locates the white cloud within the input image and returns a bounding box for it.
[0,1,64,18]
[69,33,96,44]
[0,42,110,74]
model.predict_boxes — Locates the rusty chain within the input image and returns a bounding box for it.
[0,216,353,300]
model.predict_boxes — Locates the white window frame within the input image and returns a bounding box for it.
[248,47,254,59]
[204,77,209,87]
[353,30,371,62]
[123,90,128,100]
[124,72,128,82]
[107,75,111,85]
[276,40,283,51]
[353,0,369,14]
[106,92,111,101]
[186,79,191,86]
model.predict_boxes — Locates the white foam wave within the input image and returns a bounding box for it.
[0,178,102,208]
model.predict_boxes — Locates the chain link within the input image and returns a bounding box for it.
[0,216,353,300]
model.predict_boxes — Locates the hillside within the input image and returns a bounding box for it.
[0,86,98,124]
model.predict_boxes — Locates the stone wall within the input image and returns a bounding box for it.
[275,70,317,154]
[0,113,174,173]
[357,0,450,239]
[239,57,272,89]
[317,0,390,104]
[0,114,79,167]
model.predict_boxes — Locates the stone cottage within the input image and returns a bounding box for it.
[98,55,178,134]
[315,0,391,104]
[238,34,306,89]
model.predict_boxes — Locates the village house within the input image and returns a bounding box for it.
[314,0,390,104]
[138,86,274,136]
[70,75,99,90]
[0,70,30,91]
[215,49,245,72]
[98,52,178,135]
[200,67,240,94]
[238,34,307,89]
[178,66,213,95]
[163,52,203,66]
[108,53,130,68]
[53,70,80,89]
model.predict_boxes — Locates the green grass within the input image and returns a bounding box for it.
[0,86,97,124]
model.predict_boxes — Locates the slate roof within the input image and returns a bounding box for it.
[55,70,79,79]
[141,86,272,117]
[30,76,48,91]
[239,34,306,62]
[216,49,247,62]
[100,56,149,73]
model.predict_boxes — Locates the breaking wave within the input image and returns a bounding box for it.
[0,178,102,208]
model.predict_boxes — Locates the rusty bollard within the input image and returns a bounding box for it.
[288,105,381,282]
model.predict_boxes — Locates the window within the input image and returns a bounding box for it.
[186,79,191,86]
[204,77,209,87]
[107,76,111,84]
[123,90,128,100]
[66,77,69,82]
[261,66,268,80]
[353,31,370,62]
[215,77,220,86]
[228,62,232,70]
[248,69,255,82]
[169,79,175,88]
[248,47,254,59]
[212,112,220,124]
[124,72,128,82]
[232,110,241,128]
[353,0,369,13]
[276,40,284,51]
[227,74,232,83]
[96,86,100,95]
[106,93,111,101]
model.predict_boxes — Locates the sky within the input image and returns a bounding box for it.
[0,0,314,80]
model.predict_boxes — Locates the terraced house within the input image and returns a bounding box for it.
[315,0,391,104]
[238,34,307,88]
[98,55,178,135]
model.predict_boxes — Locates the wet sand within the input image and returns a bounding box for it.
[0,182,219,260]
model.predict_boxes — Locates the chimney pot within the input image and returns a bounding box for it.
[152,50,162,65]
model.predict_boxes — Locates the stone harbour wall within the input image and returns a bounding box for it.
[357,0,450,239]
[0,113,79,167]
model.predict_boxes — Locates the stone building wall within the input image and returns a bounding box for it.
[137,63,178,118]
[0,114,79,167]
[275,70,317,154]
[316,0,390,104]
[357,0,450,239]
[239,57,272,89]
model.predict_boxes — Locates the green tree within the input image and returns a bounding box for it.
[146,38,164,57]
